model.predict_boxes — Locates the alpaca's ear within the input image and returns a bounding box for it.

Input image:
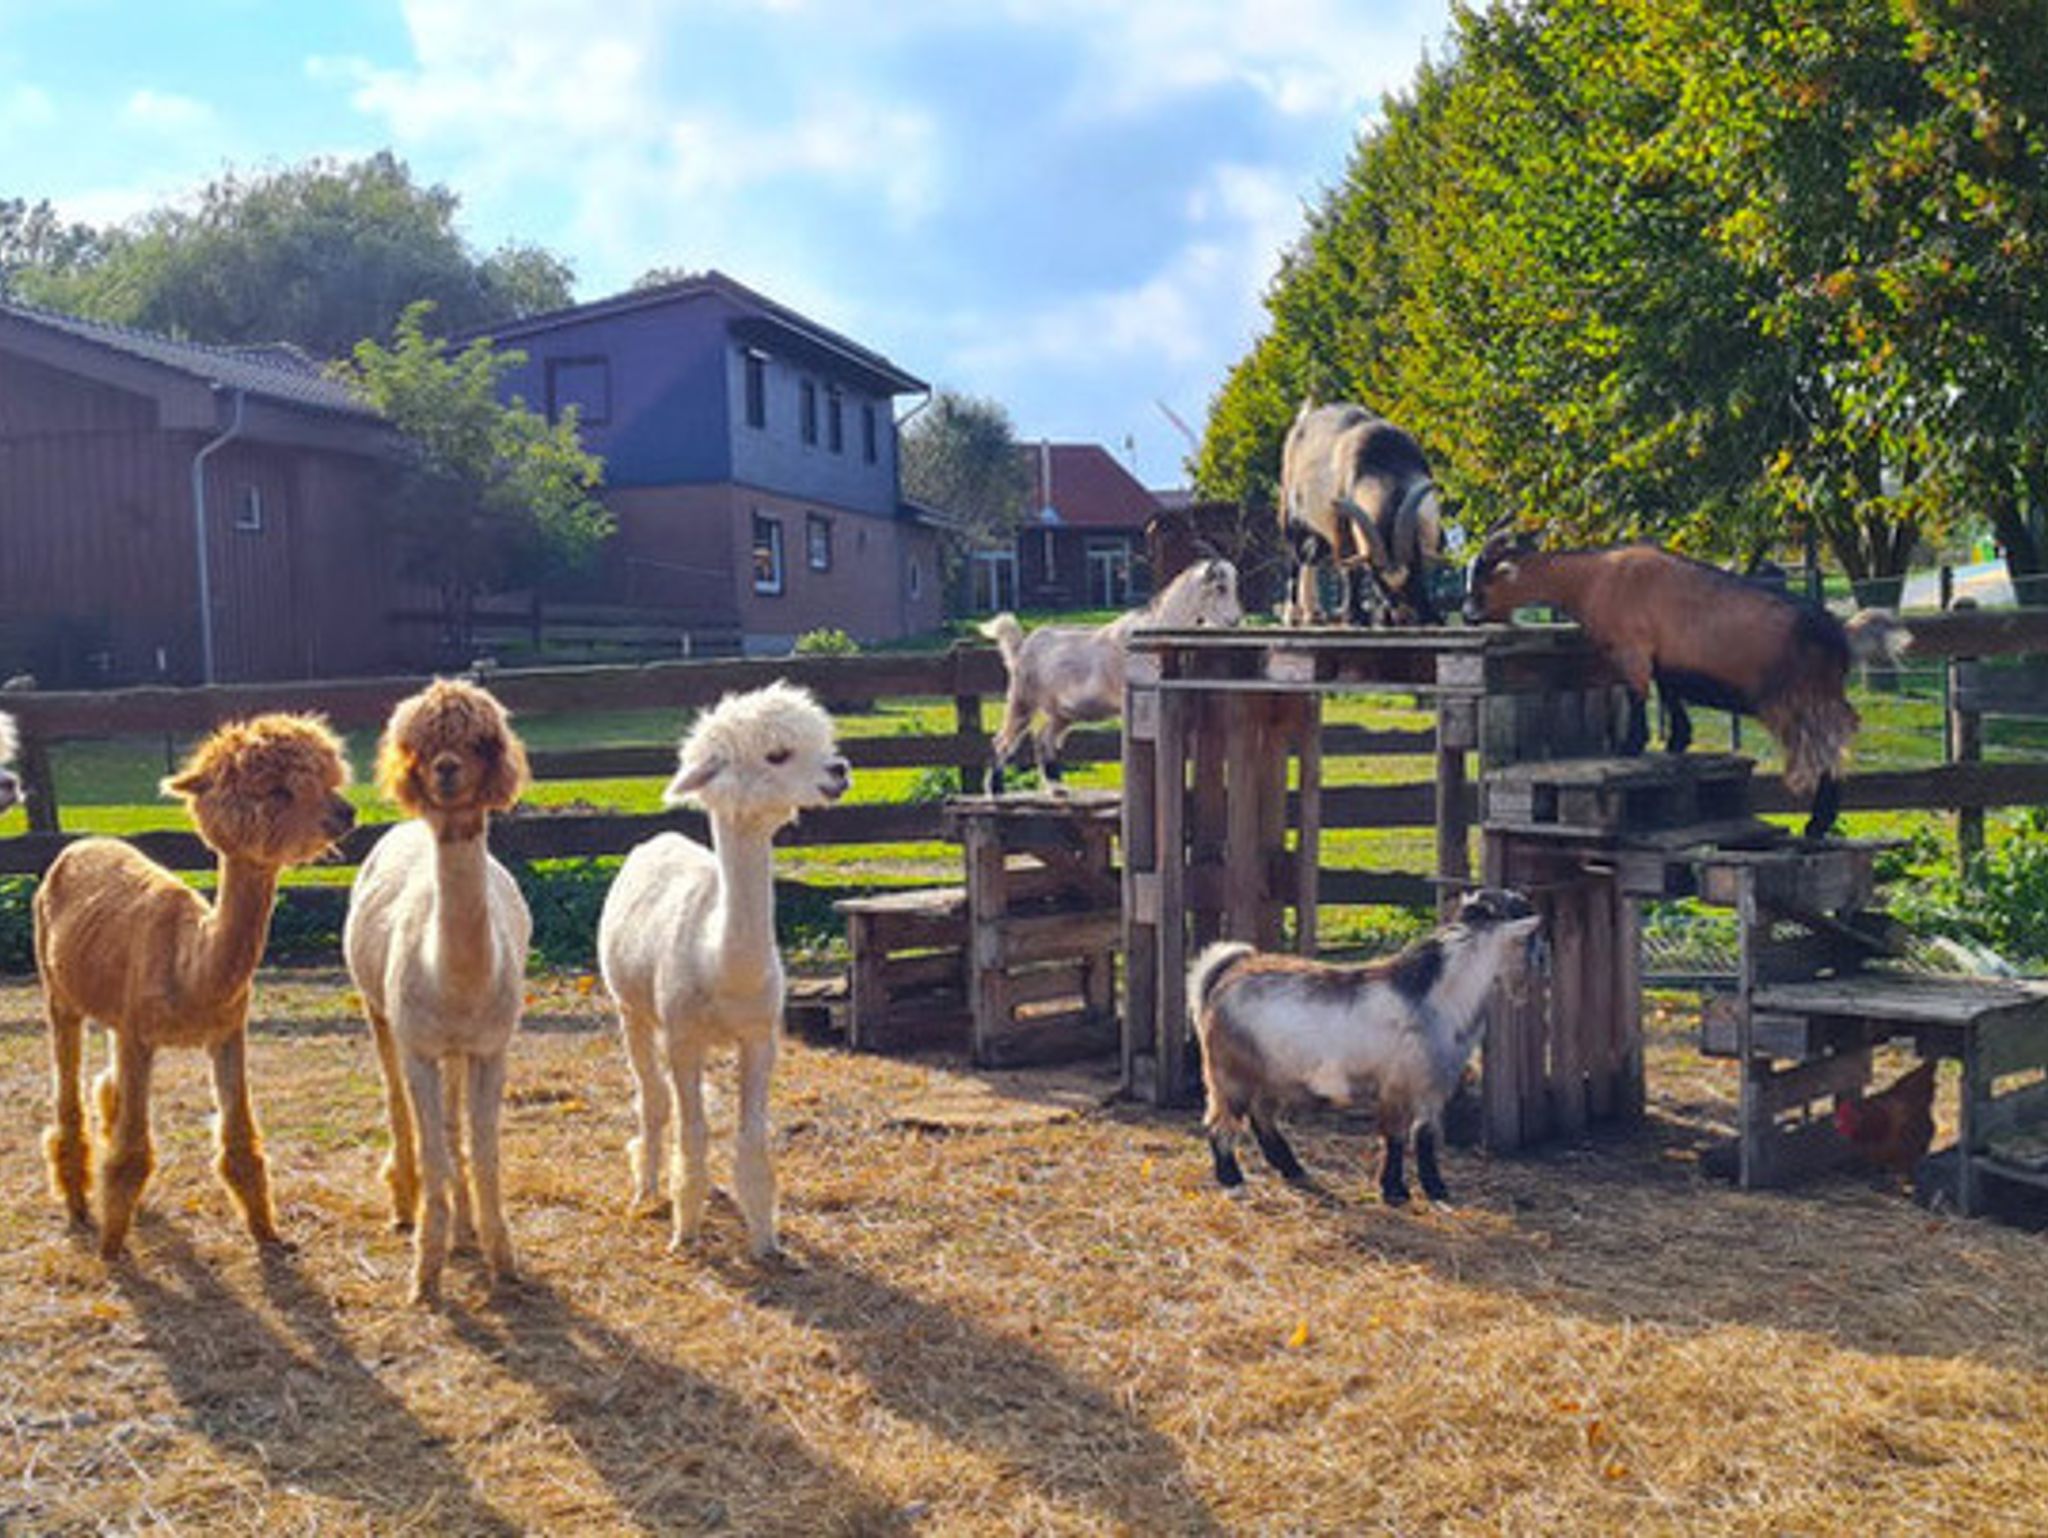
[162,765,211,801]
[374,732,427,814]
[663,755,723,806]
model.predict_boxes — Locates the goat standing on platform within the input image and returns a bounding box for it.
[980,557,1241,793]
[1190,889,1543,1207]
[1462,530,1909,839]
[1279,402,1445,627]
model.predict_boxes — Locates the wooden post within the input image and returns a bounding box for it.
[1294,693,1323,956]
[1948,653,1984,871]
[1121,656,1161,1099]
[1434,698,1470,919]
[1155,685,1191,1105]
[964,818,1010,1066]
[952,646,989,793]
[17,721,59,834]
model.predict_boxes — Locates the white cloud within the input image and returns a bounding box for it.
[2,82,56,132]
[121,89,216,131]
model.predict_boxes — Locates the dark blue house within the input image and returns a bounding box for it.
[475,271,944,653]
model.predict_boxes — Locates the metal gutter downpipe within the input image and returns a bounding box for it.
[191,387,246,685]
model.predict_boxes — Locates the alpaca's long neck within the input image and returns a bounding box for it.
[430,827,500,990]
[188,856,283,1002]
[708,810,780,979]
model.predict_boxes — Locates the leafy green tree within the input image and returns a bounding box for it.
[11,152,574,358]
[900,390,1033,584]
[334,302,612,645]
[0,197,102,297]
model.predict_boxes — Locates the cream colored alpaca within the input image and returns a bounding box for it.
[37,715,355,1259]
[598,682,850,1259]
[344,680,532,1304]
[0,712,21,816]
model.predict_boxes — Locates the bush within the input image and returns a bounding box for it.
[1887,809,2048,966]
[793,627,860,656]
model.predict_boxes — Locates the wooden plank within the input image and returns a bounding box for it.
[1614,885,1646,1122]
[877,950,970,992]
[1907,607,2048,660]
[1479,831,1523,1152]
[1434,694,1469,920]
[1005,961,1092,1008]
[1755,1048,1873,1117]
[964,820,1010,1068]
[1296,694,1324,955]
[1223,697,1265,941]
[1551,885,1588,1138]
[1754,975,2048,1027]
[1155,686,1192,1105]
[998,910,1122,966]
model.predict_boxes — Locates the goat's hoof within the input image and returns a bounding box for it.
[1380,1188,1412,1209]
[255,1232,299,1256]
[628,1195,670,1221]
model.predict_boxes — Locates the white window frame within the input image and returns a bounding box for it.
[752,512,785,596]
[235,484,264,533]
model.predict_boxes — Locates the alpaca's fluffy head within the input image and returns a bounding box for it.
[163,713,355,864]
[0,711,18,816]
[664,681,850,824]
[376,679,530,835]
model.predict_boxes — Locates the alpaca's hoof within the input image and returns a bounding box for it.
[390,1216,415,1235]
[409,1276,442,1308]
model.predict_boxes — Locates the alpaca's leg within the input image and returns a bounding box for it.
[442,1063,477,1254]
[399,1050,454,1304]
[621,1005,670,1216]
[208,1031,283,1246]
[367,1007,420,1231]
[43,998,91,1227]
[734,1032,780,1259]
[95,1032,156,1260]
[466,1051,516,1285]
[667,1040,710,1249]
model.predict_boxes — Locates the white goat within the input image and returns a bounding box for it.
[1280,402,1444,627]
[597,682,850,1259]
[0,712,18,816]
[980,557,1242,792]
[1190,888,1542,1205]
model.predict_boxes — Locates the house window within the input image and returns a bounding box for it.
[972,549,1017,612]
[862,402,878,464]
[827,386,844,453]
[909,555,923,600]
[800,379,818,445]
[1041,527,1057,579]
[752,513,785,595]
[234,484,264,533]
[546,356,611,426]
[807,513,833,572]
[1086,538,1132,607]
[744,350,767,429]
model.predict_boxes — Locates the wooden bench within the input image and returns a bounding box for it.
[833,887,971,1053]
[1696,844,2048,1213]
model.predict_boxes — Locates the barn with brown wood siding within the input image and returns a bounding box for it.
[0,300,429,685]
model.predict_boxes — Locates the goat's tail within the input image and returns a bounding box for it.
[1764,690,1860,798]
[977,613,1024,669]
[1189,941,1257,1134]
[1844,609,1911,665]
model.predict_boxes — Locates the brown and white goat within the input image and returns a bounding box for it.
[1463,532,1908,839]
[1279,402,1444,627]
[980,557,1242,792]
[1190,888,1542,1206]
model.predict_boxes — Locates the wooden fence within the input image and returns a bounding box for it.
[3,607,2048,900]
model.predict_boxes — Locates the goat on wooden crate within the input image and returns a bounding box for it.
[1189,889,1544,1206]
[1463,531,1909,839]
[1279,401,1445,627]
[980,556,1241,793]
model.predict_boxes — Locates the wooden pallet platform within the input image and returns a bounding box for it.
[1482,752,1759,838]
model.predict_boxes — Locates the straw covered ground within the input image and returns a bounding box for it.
[2,975,2045,1536]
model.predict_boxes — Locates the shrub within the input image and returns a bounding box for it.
[794,627,860,656]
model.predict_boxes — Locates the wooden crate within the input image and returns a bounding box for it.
[1481,752,1760,840]
[944,793,1123,1069]
[834,887,971,1053]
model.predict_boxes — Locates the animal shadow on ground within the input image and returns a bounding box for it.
[732,1241,1228,1536]
[450,1274,905,1535]
[109,1224,521,1536]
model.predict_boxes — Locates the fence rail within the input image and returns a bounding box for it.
[6,607,2048,902]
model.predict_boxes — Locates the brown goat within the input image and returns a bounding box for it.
[1463,533,1907,838]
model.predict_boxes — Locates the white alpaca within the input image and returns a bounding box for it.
[344,680,532,1304]
[598,682,850,1259]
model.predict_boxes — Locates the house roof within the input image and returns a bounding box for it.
[1023,442,1162,531]
[457,269,929,398]
[0,297,381,421]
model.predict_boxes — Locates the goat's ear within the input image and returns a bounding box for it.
[1503,915,1543,943]
[663,755,723,806]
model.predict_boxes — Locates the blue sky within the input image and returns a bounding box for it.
[1,0,1450,487]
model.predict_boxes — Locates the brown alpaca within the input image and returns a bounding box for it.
[36,715,355,1259]
[344,680,531,1303]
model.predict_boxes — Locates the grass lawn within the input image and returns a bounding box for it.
[1,978,2043,1534]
